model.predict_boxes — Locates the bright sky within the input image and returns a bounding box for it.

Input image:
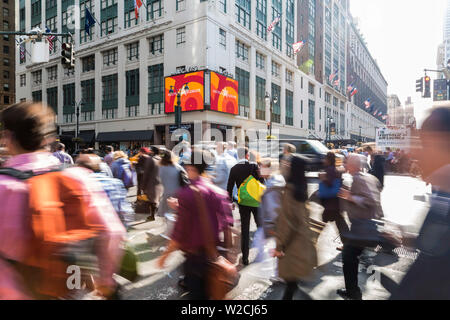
[350,0,447,127]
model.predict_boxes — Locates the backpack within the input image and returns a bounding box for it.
[0,167,99,299]
[238,175,266,208]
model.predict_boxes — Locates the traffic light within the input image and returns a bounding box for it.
[416,78,423,94]
[424,76,431,98]
[61,43,74,68]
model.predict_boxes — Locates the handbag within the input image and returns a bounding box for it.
[118,243,139,282]
[238,175,266,208]
[190,185,240,300]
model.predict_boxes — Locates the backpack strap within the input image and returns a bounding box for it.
[0,165,66,181]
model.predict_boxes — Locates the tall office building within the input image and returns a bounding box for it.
[0,0,15,110]
[444,0,450,64]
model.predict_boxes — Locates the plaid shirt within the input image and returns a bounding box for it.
[91,172,134,215]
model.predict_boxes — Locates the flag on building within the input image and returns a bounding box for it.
[292,41,305,55]
[373,109,378,116]
[382,115,388,120]
[20,43,25,61]
[135,0,143,20]
[378,111,383,116]
[85,8,96,35]
[350,87,358,97]
[364,98,371,109]
[329,69,338,83]
[267,15,281,33]
[333,77,340,87]
[347,81,354,93]
[45,26,55,52]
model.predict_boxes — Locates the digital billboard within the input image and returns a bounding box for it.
[165,71,205,113]
[210,72,239,115]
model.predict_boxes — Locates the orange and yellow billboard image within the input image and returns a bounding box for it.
[165,71,205,113]
[210,72,239,115]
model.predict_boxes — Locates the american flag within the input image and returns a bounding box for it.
[45,27,55,52]
[373,109,378,116]
[382,115,388,120]
[292,41,305,55]
[365,98,371,109]
[378,111,383,116]
[267,15,281,33]
[350,87,358,97]
[333,77,340,87]
[20,43,25,61]
[329,69,338,83]
[347,82,354,93]
[134,0,143,20]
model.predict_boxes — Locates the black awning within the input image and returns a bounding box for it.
[96,130,154,142]
[79,131,95,143]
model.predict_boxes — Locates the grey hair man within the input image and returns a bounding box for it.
[336,153,384,300]
[226,141,238,160]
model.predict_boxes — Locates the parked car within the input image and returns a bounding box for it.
[256,139,344,171]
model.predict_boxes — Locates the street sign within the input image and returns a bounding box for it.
[376,128,411,151]
[433,79,448,101]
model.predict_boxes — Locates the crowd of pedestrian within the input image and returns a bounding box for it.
[0,101,448,300]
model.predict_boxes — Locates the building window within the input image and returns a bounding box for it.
[286,70,293,84]
[102,109,118,119]
[219,0,226,13]
[235,40,248,61]
[32,90,42,102]
[325,92,331,103]
[81,111,95,122]
[3,70,9,79]
[176,27,186,46]
[308,99,315,130]
[148,63,164,113]
[47,66,57,81]
[147,0,164,20]
[32,70,42,85]
[3,83,9,92]
[81,79,95,106]
[102,73,118,118]
[126,105,139,117]
[103,48,118,66]
[176,0,186,11]
[126,42,139,61]
[20,74,26,87]
[256,76,266,120]
[219,29,226,49]
[3,20,9,30]
[271,61,280,78]
[286,90,293,126]
[126,69,140,98]
[101,17,118,36]
[3,58,9,66]
[235,0,251,29]
[82,55,95,72]
[149,34,164,55]
[236,67,250,118]
[47,87,58,114]
[124,7,138,28]
[308,82,315,95]
[256,52,265,70]
[333,96,338,106]
[3,8,9,17]
[63,113,74,123]
[64,68,75,77]
[4,95,9,104]
[256,0,267,40]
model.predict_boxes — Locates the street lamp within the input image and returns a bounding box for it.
[74,99,85,151]
[265,92,278,138]
[326,116,334,147]
[169,83,189,130]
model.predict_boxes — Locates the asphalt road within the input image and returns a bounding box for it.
[117,174,430,300]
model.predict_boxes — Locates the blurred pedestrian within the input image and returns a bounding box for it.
[141,148,163,222]
[135,147,151,197]
[337,154,384,300]
[52,142,73,165]
[227,147,264,266]
[226,141,238,160]
[318,152,348,246]
[157,150,234,300]
[390,107,450,300]
[272,155,317,300]
[104,146,114,167]
[0,102,126,300]
[76,154,134,228]
[365,146,385,189]
[111,151,135,189]
[157,149,187,238]
[213,142,236,191]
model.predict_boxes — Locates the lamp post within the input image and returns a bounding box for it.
[359,125,362,144]
[169,83,190,130]
[265,92,278,138]
[74,99,85,151]
[326,116,334,147]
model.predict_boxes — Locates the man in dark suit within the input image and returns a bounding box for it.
[227,147,262,265]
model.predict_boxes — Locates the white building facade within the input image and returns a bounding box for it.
[16,0,384,150]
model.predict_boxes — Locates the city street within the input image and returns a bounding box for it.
[117,174,430,300]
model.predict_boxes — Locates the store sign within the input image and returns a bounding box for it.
[433,79,448,102]
[376,128,411,150]
[210,72,239,115]
[165,71,205,113]
[169,124,192,133]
